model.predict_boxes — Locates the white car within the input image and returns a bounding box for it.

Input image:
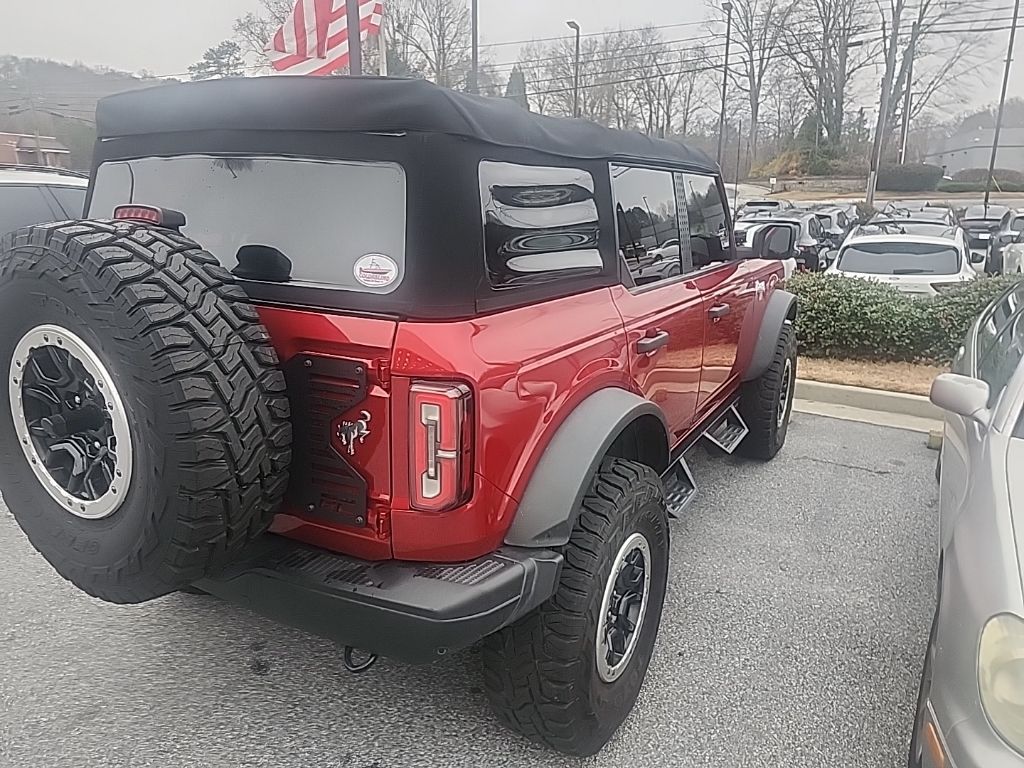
[826,231,982,297]
[648,238,680,260]
[1002,229,1024,275]
[0,166,88,236]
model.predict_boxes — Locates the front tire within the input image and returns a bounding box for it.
[738,322,797,460]
[482,458,669,756]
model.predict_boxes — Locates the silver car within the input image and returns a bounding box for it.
[912,280,1024,767]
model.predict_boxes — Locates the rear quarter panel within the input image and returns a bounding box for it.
[390,287,632,560]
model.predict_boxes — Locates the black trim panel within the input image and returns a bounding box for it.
[194,537,563,664]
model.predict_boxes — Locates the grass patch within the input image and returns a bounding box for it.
[798,357,946,396]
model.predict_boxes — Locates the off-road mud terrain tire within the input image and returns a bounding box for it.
[0,220,292,604]
[482,458,669,756]
[738,322,797,460]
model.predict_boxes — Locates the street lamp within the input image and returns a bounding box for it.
[567,20,581,118]
[470,0,479,94]
[716,1,734,166]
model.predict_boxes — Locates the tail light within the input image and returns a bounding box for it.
[409,382,473,512]
[113,205,186,231]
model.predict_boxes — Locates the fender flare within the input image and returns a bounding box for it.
[503,388,668,549]
[742,289,797,382]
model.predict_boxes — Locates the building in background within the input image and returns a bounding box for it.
[926,127,1024,175]
[0,132,71,169]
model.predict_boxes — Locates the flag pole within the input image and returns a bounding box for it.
[346,0,363,75]
[378,3,388,76]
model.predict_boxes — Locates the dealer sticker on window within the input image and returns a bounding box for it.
[353,253,399,288]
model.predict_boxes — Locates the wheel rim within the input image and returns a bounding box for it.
[777,357,794,429]
[596,532,652,683]
[8,324,132,520]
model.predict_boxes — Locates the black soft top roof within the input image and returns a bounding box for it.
[96,76,717,171]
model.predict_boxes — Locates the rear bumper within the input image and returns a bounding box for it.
[195,537,562,664]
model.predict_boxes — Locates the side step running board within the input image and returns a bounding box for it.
[662,457,697,517]
[702,404,749,454]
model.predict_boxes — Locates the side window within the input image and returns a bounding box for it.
[611,165,681,287]
[977,285,1024,366]
[0,185,60,236]
[978,309,1024,407]
[808,216,823,240]
[677,172,729,271]
[480,161,602,289]
[837,212,848,229]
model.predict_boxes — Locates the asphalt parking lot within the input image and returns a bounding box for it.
[0,413,937,768]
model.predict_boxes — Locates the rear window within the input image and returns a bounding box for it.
[0,184,60,235]
[88,155,406,293]
[962,219,1000,231]
[837,242,961,275]
[50,185,86,218]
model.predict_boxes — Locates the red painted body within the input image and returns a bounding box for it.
[256,260,785,563]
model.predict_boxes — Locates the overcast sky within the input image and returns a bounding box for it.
[3,1,1019,111]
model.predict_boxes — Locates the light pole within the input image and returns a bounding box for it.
[716,1,734,166]
[470,0,479,94]
[984,0,1021,212]
[567,20,581,118]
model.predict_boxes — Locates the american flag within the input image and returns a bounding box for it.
[265,0,384,76]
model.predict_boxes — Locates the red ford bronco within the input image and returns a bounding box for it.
[0,77,797,756]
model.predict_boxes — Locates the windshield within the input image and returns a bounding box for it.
[837,241,961,275]
[88,155,407,293]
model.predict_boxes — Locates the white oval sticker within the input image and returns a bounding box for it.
[353,253,398,289]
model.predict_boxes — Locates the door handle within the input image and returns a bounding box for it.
[636,330,671,354]
[708,304,732,320]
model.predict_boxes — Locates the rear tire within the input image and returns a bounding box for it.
[0,221,292,604]
[482,458,669,756]
[738,322,797,460]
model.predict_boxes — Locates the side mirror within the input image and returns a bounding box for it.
[751,224,796,260]
[930,373,991,427]
[970,251,986,264]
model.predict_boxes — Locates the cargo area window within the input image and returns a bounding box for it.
[88,155,407,293]
[479,161,602,289]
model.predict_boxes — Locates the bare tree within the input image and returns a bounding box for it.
[709,0,793,164]
[783,0,879,147]
[234,0,293,61]
[390,0,471,88]
[880,0,994,158]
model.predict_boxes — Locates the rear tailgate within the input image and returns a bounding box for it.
[257,306,397,560]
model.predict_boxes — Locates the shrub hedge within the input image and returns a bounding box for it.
[937,180,1024,193]
[788,272,1024,363]
[876,163,944,192]
[952,167,1024,184]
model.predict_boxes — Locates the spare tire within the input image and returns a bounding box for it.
[0,220,292,604]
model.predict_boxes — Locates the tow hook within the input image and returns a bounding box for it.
[343,646,378,674]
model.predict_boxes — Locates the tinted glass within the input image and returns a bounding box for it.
[836,242,961,275]
[808,216,823,239]
[89,156,406,293]
[49,185,86,217]
[962,219,1001,231]
[677,172,728,271]
[978,310,1024,406]
[479,161,601,289]
[977,285,1024,362]
[1012,216,1024,233]
[0,185,59,235]
[612,165,681,287]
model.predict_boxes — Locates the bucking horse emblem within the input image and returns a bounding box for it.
[338,410,372,456]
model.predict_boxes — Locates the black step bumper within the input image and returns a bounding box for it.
[194,537,563,664]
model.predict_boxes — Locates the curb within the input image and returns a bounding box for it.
[795,379,942,421]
